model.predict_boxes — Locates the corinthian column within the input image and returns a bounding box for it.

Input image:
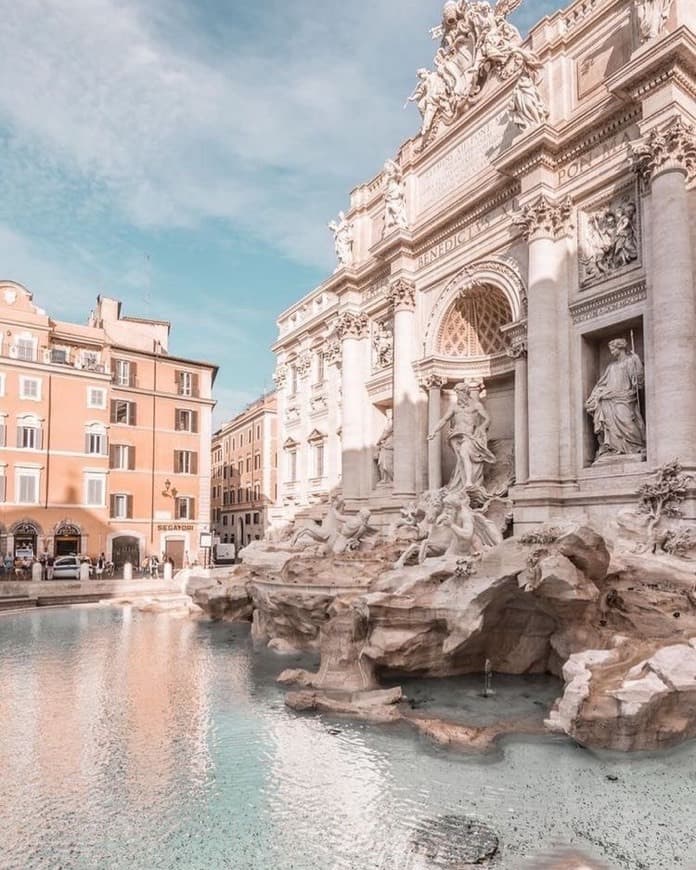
[631,118,696,466]
[335,311,369,499]
[514,195,572,484]
[388,278,419,496]
[421,374,446,490]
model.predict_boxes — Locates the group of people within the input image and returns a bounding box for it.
[139,554,177,579]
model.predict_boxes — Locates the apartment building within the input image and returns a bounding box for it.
[0,282,217,569]
[211,392,277,551]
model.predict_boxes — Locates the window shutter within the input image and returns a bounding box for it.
[110,400,118,424]
[192,411,199,433]
[130,402,137,426]
[189,497,196,519]
[129,446,136,470]
[109,445,117,468]
[174,450,179,474]
[0,475,5,503]
[129,362,137,387]
[192,373,200,398]
[127,495,133,519]
[109,494,116,518]
[17,428,23,449]
[175,409,182,431]
[192,453,198,475]
[85,433,91,454]
[36,429,43,451]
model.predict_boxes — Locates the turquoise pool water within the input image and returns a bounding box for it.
[0,606,694,869]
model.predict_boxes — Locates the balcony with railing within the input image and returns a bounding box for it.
[0,341,110,375]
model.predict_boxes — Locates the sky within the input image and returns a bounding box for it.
[0,0,565,424]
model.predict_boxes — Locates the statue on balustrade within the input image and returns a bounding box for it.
[585,338,646,461]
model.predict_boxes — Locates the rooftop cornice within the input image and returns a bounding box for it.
[606,27,696,102]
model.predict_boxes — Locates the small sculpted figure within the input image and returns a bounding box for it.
[428,381,496,490]
[508,71,549,130]
[637,0,674,41]
[332,508,374,555]
[382,160,408,234]
[585,338,646,460]
[291,495,346,550]
[375,411,394,485]
[328,211,354,272]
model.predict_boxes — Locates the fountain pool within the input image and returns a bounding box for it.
[0,606,694,869]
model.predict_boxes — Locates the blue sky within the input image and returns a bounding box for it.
[0,0,565,423]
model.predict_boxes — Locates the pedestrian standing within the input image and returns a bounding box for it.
[96,553,105,579]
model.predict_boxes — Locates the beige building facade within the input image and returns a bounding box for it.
[0,283,217,568]
[211,392,278,550]
[273,0,696,531]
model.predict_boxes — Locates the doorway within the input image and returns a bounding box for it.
[112,536,140,570]
[165,538,185,569]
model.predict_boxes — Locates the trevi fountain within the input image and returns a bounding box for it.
[3,0,696,867]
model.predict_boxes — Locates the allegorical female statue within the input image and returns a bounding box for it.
[375,410,394,485]
[585,338,646,460]
[428,381,496,490]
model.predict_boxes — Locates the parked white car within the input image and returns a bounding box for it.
[51,556,93,580]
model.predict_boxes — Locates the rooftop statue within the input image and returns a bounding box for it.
[408,0,545,142]
[382,159,409,234]
[328,211,354,272]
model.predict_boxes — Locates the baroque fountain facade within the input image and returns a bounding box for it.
[191,0,696,756]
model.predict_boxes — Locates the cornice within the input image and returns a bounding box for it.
[607,27,696,102]
[569,280,647,323]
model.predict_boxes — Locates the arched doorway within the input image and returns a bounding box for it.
[11,521,40,559]
[54,522,82,557]
[112,536,140,571]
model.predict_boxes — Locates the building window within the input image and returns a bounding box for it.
[0,416,6,448]
[111,400,137,426]
[287,450,298,482]
[16,469,40,504]
[110,444,135,470]
[175,408,198,432]
[0,468,6,503]
[110,493,132,519]
[230,490,236,504]
[19,377,42,401]
[253,512,260,525]
[222,515,228,526]
[254,453,260,470]
[87,387,107,409]
[113,359,134,387]
[14,336,36,361]
[237,460,243,477]
[314,442,325,479]
[17,420,42,450]
[174,450,197,475]
[316,351,325,384]
[245,513,252,525]
[85,474,106,507]
[246,456,251,473]
[0,373,6,397]
[177,370,198,397]
[85,428,107,455]
[81,350,101,371]
[256,424,261,440]
[175,496,195,520]
[50,347,69,365]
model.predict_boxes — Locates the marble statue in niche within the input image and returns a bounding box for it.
[580,199,639,285]
[372,319,393,370]
[375,410,394,485]
[585,338,646,462]
[636,0,673,41]
[407,0,547,144]
[328,211,354,271]
[428,380,496,490]
[382,160,408,234]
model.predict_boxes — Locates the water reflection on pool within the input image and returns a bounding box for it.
[0,606,694,869]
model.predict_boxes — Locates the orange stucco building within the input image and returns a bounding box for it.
[0,281,217,569]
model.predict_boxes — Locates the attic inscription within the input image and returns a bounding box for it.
[418,119,500,212]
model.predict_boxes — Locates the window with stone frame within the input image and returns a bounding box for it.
[174,450,198,475]
[111,400,137,426]
[17,418,42,450]
[85,425,107,455]
[174,408,198,433]
[19,377,42,401]
[110,493,133,519]
[110,444,135,470]
[16,469,40,504]
[175,496,195,520]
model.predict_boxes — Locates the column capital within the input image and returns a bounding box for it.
[335,311,369,341]
[630,117,696,187]
[505,338,528,360]
[419,372,446,391]
[323,337,342,367]
[513,194,573,241]
[387,278,416,312]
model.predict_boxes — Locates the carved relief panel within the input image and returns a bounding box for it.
[578,186,641,290]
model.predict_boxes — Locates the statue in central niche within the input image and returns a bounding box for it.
[428,380,496,490]
[585,337,646,461]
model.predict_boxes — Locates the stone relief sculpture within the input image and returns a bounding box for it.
[291,496,375,555]
[428,380,496,491]
[636,0,673,41]
[507,71,549,131]
[372,319,393,370]
[580,199,639,285]
[585,338,646,462]
[328,211,354,272]
[382,160,408,234]
[375,410,394,485]
[407,0,546,144]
